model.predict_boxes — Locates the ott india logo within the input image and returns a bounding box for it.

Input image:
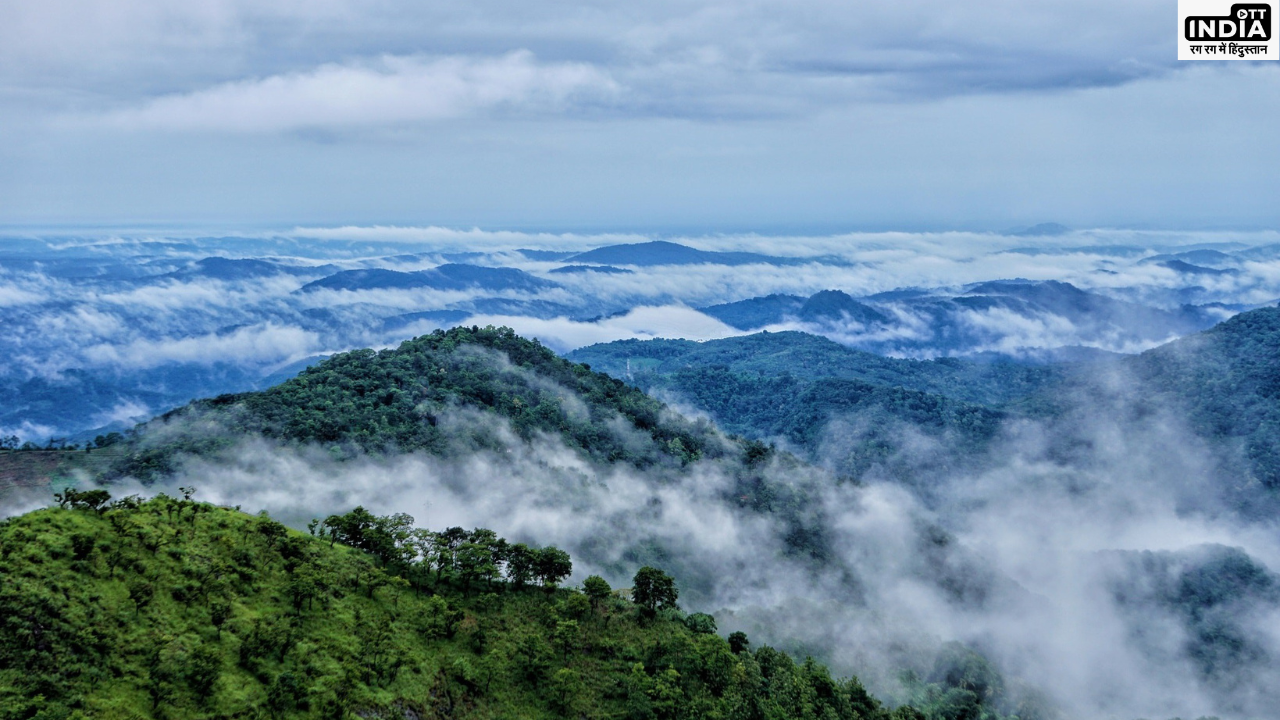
[1179,1,1279,58]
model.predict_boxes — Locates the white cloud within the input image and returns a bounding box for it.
[0,284,45,307]
[90,399,153,427]
[81,322,319,369]
[103,51,618,132]
[456,305,746,352]
[4,0,1182,113]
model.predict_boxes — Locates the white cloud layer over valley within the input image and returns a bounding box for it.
[1,226,1278,441]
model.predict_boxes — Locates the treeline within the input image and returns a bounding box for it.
[0,492,928,720]
[0,431,125,452]
[315,506,574,594]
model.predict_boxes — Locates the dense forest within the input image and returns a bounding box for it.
[634,368,1003,482]
[1124,306,1280,492]
[568,334,1034,484]
[0,493,947,720]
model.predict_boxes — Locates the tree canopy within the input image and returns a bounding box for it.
[0,495,942,720]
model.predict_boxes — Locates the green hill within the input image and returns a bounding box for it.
[566,332,1057,408]
[104,326,725,484]
[567,309,1280,499]
[635,367,1003,481]
[0,495,927,720]
[567,333,1023,481]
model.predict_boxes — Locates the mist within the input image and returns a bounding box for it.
[48,352,1280,720]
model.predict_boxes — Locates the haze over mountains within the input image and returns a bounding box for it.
[3,228,1280,443]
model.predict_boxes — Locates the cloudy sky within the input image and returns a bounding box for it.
[1,0,1277,231]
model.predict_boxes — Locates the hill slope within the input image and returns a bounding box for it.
[0,498,925,720]
[570,307,1280,505]
[1125,304,1280,491]
[568,332,1046,482]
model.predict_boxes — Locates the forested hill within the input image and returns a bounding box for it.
[1124,305,1280,491]
[567,333,1029,482]
[0,495,928,719]
[566,306,1280,495]
[104,326,729,482]
[566,331,1057,408]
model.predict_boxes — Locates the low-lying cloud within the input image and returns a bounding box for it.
[82,322,320,370]
[459,305,745,353]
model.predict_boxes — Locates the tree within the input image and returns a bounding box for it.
[406,528,436,590]
[54,488,112,512]
[551,667,584,713]
[322,506,376,551]
[534,546,572,590]
[266,671,304,716]
[129,579,155,615]
[583,575,612,609]
[728,631,750,654]
[632,566,678,615]
[431,526,467,582]
[553,619,580,659]
[505,543,536,589]
[685,612,717,634]
[92,432,123,448]
[455,542,497,594]
[559,592,591,620]
[187,645,221,701]
[513,632,552,683]
[257,518,288,548]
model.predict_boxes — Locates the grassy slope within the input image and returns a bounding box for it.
[0,500,918,720]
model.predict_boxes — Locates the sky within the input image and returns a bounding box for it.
[2,0,1278,232]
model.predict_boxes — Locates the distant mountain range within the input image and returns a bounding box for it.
[300,264,556,293]
[3,236,1276,447]
[568,331,1056,407]
[559,240,837,267]
[168,257,338,280]
[699,280,1233,357]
